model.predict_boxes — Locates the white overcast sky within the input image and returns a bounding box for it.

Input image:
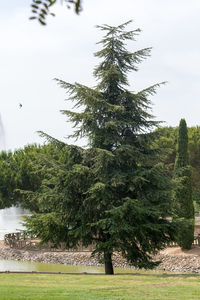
[0,0,200,151]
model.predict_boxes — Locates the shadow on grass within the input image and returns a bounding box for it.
[114,272,200,278]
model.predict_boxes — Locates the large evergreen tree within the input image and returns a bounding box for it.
[24,21,175,274]
[173,119,194,249]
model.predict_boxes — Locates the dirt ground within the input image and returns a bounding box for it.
[1,239,200,257]
[160,246,200,256]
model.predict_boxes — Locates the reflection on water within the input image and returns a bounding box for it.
[0,259,105,273]
[0,206,30,240]
[0,259,134,273]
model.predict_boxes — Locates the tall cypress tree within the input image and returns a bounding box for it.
[23,21,176,274]
[173,119,194,249]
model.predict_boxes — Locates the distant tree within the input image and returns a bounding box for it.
[30,0,82,25]
[173,119,194,250]
[23,21,176,275]
[187,127,200,209]
[0,143,69,211]
[153,126,200,211]
[152,127,177,170]
[0,151,17,208]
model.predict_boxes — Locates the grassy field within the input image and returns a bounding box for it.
[0,271,200,299]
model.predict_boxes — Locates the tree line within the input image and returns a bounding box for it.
[154,125,200,210]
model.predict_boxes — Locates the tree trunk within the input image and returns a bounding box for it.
[104,251,114,274]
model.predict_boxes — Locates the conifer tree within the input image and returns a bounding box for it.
[24,21,175,274]
[173,119,194,249]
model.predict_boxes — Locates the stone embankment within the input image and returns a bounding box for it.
[0,245,130,268]
[1,241,200,273]
[154,253,200,273]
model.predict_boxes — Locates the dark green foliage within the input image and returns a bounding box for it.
[173,119,194,250]
[0,151,17,208]
[174,119,189,169]
[30,0,82,25]
[153,126,200,210]
[23,21,176,274]
[0,143,71,211]
[152,126,178,183]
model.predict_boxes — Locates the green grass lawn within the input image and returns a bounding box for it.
[0,271,200,300]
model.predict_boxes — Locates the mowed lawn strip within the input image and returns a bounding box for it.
[0,272,200,300]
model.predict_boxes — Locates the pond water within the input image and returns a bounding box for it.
[0,259,106,273]
[0,259,134,273]
[0,207,133,273]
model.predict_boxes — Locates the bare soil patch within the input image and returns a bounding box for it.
[160,246,200,256]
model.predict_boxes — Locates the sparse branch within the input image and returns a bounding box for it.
[30,0,83,25]
[37,131,66,148]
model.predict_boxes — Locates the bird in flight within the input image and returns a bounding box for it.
[19,103,22,108]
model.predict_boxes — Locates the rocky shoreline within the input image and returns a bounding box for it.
[1,241,200,273]
[155,252,200,273]
[0,246,131,269]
